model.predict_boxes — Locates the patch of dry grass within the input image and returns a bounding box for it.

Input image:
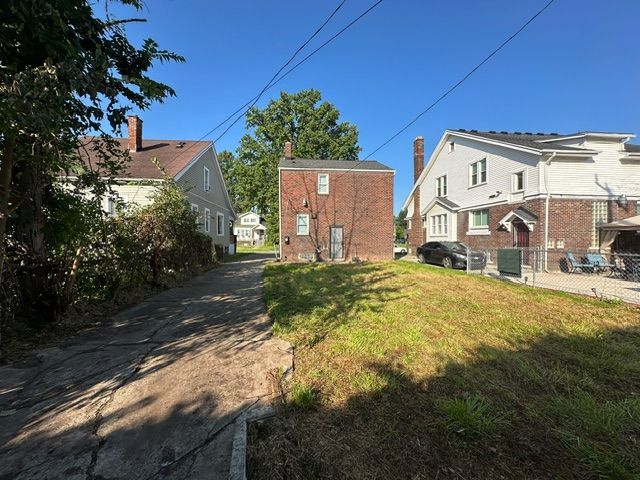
[248,261,640,479]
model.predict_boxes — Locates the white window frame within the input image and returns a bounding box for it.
[204,166,210,192]
[436,175,448,197]
[512,170,525,192]
[469,159,487,187]
[216,212,225,236]
[470,209,489,229]
[204,208,211,233]
[191,203,199,214]
[296,214,310,236]
[448,141,455,153]
[317,173,329,195]
[430,214,448,236]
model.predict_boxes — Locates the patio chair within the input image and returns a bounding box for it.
[566,252,595,273]
[585,253,616,273]
[621,256,640,281]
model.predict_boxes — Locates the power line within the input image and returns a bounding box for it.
[213,0,385,144]
[167,0,349,165]
[363,0,556,159]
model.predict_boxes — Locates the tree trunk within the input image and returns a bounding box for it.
[13,158,52,325]
[58,245,83,317]
[0,132,16,284]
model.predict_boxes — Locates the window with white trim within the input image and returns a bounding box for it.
[470,209,489,228]
[296,214,309,235]
[191,204,199,214]
[470,159,487,186]
[430,214,447,235]
[436,175,447,197]
[217,212,224,236]
[591,201,608,248]
[513,171,524,192]
[204,208,211,233]
[318,174,329,195]
[448,142,455,152]
[204,166,210,191]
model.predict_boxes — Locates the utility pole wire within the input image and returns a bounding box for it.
[168,0,350,165]
[364,0,556,159]
[214,0,385,143]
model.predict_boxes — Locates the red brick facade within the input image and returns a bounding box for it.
[457,198,638,253]
[407,137,425,254]
[279,168,394,262]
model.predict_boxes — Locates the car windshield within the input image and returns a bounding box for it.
[441,241,468,250]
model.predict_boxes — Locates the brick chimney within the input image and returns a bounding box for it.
[408,136,425,254]
[284,141,292,160]
[413,136,424,182]
[128,115,143,152]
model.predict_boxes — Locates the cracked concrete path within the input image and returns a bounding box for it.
[0,254,292,480]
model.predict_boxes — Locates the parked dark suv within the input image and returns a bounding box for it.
[416,241,486,269]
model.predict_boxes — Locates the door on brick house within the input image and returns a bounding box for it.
[330,226,344,260]
[513,219,530,265]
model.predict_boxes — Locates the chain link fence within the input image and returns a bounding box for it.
[466,247,640,304]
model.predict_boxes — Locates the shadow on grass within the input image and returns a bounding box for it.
[249,325,640,479]
[264,262,404,346]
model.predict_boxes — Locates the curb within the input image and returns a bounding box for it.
[228,346,293,480]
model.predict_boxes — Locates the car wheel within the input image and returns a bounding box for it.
[418,252,426,263]
[401,249,407,255]
[442,256,453,269]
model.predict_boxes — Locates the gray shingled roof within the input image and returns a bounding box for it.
[454,130,591,152]
[435,197,459,209]
[514,207,538,222]
[625,143,640,153]
[279,158,393,171]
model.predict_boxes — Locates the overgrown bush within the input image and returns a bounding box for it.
[1,175,214,344]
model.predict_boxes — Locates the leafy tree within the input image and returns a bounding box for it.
[232,90,360,236]
[217,149,242,212]
[395,208,407,240]
[0,0,183,325]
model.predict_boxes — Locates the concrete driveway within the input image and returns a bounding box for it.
[0,254,291,479]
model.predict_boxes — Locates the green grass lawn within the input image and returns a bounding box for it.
[249,261,640,479]
[236,244,277,253]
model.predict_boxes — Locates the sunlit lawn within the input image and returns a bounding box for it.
[249,261,640,479]
[236,244,277,253]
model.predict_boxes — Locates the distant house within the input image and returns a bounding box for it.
[403,130,640,255]
[233,212,267,246]
[78,116,236,251]
[278,142,394,262]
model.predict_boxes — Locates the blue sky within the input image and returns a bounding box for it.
[117,0,640,212]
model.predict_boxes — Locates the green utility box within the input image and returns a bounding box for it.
[497,249,521,276]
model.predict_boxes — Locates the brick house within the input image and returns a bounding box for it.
[278,142,394,261]
[404,130,640,262]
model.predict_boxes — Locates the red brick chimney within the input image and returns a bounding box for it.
[408,136,425,254]
[413,136,424,182]
[128,115,143,152]
[284,141,292,159]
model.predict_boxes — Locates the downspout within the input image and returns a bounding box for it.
[543,152,557,272]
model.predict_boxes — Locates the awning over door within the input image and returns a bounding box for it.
[498,207,538,232]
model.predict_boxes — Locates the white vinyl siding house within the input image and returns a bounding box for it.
[233,212,267,246]
[403,129,640,252]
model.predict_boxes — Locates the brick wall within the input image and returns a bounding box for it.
[457,198,638,270]
[279,169,394,261]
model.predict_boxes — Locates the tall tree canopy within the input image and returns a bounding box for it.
[226,89,361,237]
[0,0,182,324]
